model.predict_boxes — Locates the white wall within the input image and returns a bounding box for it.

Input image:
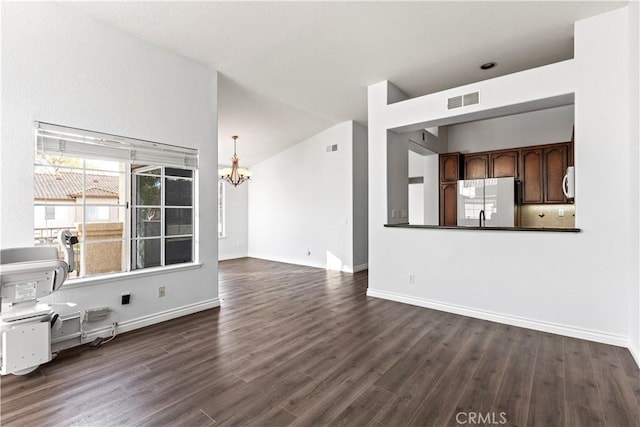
[447,105,574,153]
[218,178,249,260]
[424,154,439,225]
[386,131,409,224]
[248,121,366,272]
[407,151,439,226]
[628,0,640,365]
[352,122,368,269]
[408,183,424,225]
[368,7,635,353]
[408,150,425,177]
[0,3,219,342]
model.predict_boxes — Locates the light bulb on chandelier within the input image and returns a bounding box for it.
[219,135,252,187]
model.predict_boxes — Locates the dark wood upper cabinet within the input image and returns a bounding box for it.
[440,153,461,182]
[464,153,489,179]
[521,148,544,203]
[490,150,519,179]
[544,145,569,203]
[437,141,573,224]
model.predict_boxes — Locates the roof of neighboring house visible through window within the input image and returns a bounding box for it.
[34,171,119,200]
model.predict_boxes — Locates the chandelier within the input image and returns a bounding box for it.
[219,135,252,186]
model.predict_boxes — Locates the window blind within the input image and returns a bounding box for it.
[35,122,198,169]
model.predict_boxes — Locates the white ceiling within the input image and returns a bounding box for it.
[65,1,625,167]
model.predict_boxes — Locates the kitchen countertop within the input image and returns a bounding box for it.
[384,223,581,232]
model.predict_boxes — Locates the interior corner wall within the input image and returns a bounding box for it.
[218,178,249,260]
[0,2,219,340]
[367,7,634,352]
[447,105,574,153]
[629,0,640,365]
[352,122,369,270]
[247,121,357,272]
[386,131,409,225]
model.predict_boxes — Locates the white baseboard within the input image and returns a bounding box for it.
[248,253,326,270]
[249,253,367,273]
[366,288,628,348]
[630,342,640,369]
[219,252,248,261]
[81,298,220,342]
[352,263,368,273]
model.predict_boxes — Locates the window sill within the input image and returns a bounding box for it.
[384,224,581,232]
[61,262,203,289]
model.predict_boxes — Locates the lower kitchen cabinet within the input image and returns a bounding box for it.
[439,183,458,226]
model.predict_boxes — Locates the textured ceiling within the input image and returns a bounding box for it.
[65,1,625,166]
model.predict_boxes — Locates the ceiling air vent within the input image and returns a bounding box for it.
[447,95,463,110]
[463,91,480,106]
[447,91,480,110]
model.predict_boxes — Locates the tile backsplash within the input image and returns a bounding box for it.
[519,204,575,228]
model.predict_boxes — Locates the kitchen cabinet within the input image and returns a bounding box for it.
[490,150,519,178]
[439,153,461,226]
[440,153,462,182]
[521,148,544,203]
[544,144,569,203]
[437,141,573,225]
[464,153,489,179]
[520,142,573,204]
[439,183,458,226]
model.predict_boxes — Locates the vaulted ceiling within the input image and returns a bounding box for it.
[66,1,625,166]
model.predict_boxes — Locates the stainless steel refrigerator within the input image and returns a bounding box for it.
[457,177,515,227]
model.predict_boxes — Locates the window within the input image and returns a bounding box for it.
[218,180,225,238]
[132,166,194,268]
[45,206,56,220]
[34,122,198,280]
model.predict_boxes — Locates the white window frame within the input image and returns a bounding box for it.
[34,122,199,283]
[131,165,195,269]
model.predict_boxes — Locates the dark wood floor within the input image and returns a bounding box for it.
[1,258,638,426]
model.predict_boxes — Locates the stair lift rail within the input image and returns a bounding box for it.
[0,231,77,375]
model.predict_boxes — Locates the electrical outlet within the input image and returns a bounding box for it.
[158,286,166,297]
[409,274,415,284]
[121,292,131,305]
[558,208,565,217]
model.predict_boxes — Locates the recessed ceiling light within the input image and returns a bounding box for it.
[480,62,497,70]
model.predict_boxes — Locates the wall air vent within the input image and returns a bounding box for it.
[463,91,480,106]
[447,95,463,110]
[447,91,480,110]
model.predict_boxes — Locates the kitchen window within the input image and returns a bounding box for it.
[34,122,198,280]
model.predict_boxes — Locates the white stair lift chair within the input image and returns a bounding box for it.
[0,231,77,375]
